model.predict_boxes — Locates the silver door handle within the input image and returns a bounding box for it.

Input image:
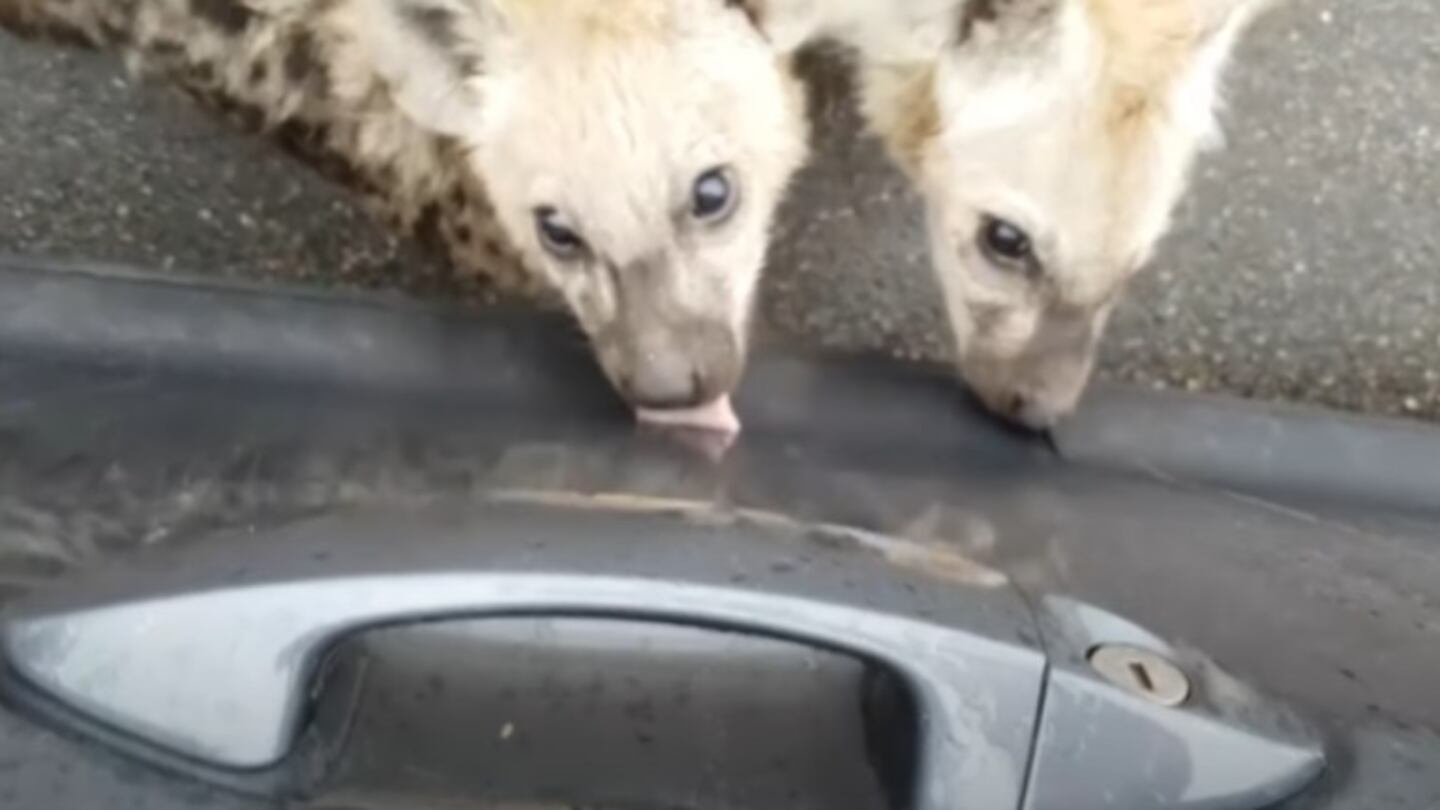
[2,497,1044,809]
[1,496,1325,809]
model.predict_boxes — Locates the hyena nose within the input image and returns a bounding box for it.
[622,360,705,410]
[611,322,741,410]
[1001,392,1067,431]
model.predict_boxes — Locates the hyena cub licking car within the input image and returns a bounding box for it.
[0,0,809,435]
[794,0,1278,427]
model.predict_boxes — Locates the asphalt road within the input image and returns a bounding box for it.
[1,0,1437,421]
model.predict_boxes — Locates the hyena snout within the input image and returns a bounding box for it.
[968,371,1089,431]
[601,320,743,411]
[962,309,1107,430]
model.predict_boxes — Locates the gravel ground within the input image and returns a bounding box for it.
[1,0,1437,420]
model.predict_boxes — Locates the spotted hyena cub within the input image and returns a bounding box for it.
[850,0,1279,427]
[0,0,810,433]
[751,0,1276,427]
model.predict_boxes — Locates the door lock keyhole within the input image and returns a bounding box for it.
[1088,644,1191,707]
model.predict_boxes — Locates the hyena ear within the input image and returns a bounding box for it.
[363,0,501,138]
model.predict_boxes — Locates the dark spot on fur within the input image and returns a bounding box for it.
[285,31,322,88]
[249,61,268,85]
[449,186,467,207]
[398,2,482,76]
[399,3,460,50]
[413,203,444,244]
[483,238,507,260]
[454,224,472,244]
[150,38,183,61]
[958,0,999,43]
[190,0,254,34]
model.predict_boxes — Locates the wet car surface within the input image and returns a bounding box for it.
[0,260,1435,808]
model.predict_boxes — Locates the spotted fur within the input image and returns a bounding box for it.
[1,0,811,411]
[2,0,533,295]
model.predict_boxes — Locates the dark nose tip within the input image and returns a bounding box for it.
[1005,393,1029,420]
[998,391,1063,431]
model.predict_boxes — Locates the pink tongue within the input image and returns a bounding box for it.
[635,395,741,436]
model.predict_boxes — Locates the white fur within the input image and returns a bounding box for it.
[450,0,808,406]
[763,0,1275,426]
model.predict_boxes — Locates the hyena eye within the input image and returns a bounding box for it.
[691,166,739,224]
[534,206,587,260]
[978,215,1034,270]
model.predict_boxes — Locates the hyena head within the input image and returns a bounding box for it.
[862,0,1272,428]
[363,0,808,412]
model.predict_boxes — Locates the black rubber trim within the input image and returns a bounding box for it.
[1057,383,1440,515]
[0,256,1044,466]
[3,255,1438,514]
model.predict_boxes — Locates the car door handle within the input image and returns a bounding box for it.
[0,495,1325,809]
